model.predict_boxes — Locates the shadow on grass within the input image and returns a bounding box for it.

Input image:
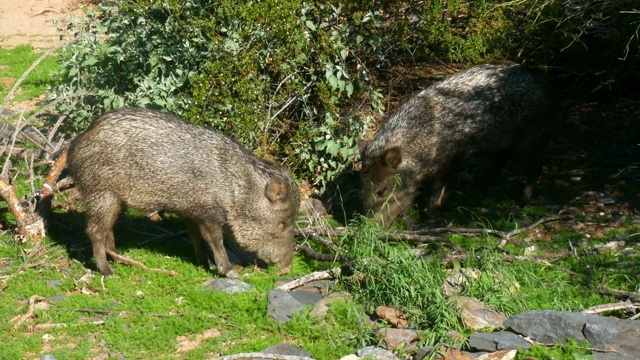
[45,208,201,275]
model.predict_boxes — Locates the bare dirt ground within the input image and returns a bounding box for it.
[0,0,89,48]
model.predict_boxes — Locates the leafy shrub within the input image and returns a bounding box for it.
[50,0,639,191]
[50,0,384,190]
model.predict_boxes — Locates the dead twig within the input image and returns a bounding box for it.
[105,249,179,277]
[277,267,342,292]
[583,300,640,315]
[595,288,640,303]
[32,8,63,16]
[10,295,46,328]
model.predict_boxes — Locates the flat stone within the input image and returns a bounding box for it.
[45,295,67,303]
[504,310,589,343]
[450,296,507,331]
[476,349,517,360]
[202,278,255,294]
[309,292,351,318]
[267,289,305,323]
[356,346,400,360]
[261,343,312,358]
[468,331,531,352]
[290,289,324,306]
[584,316,640,358]
[412,346,435,360]
[47,280,62,288]
[339,355,359,360]
[375,328,418,350]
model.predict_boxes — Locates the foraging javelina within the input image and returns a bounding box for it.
[68,108,299,278]
[361,63,550,226]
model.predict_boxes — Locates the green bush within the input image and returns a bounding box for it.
[50,0,639,191]
[50,0,384,190]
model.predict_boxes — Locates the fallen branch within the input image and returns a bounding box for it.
[277,267,342,292]
[583,300,640,315]
[105,249,179,277]
[35,147,68,224]
[10,295,46,328]
[595,288,640,303]
[0,176,45,242]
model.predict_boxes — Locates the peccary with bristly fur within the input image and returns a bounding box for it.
[361,63,551,226]
[68,108,300,278]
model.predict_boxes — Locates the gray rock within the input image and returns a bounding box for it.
[202,278,256,294]
[41,355,57,360]
[0,108,16,118]
[357,346,400,360]
[505,310,640,359]
[267,289,305,323]
[504,310,589,343]
[47,280,62,288]
[309,291,352,318]
[468,331,531,352]
[261,343,313,358]
[413,346,435,360]
[593,353,638,360]
[45,295,67,303]
[290,289,324,306]
[584,316,640,358]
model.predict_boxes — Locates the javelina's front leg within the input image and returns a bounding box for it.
[426,169,449,220]
[192,220,239,279]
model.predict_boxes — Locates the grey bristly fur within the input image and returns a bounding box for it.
[361,63,551,227]
[68,108,299,278]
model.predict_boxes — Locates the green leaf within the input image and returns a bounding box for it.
[82,57,98,66]
[305,20,316,31]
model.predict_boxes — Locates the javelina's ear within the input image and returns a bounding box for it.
[265,176,287,202]
[382,147,402,169]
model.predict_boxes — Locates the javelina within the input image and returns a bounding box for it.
[361,63,550,226]
[68,108,299,278]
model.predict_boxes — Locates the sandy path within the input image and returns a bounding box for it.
[0,0,88,48]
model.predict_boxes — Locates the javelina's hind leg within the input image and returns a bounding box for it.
[186,220,213,270]
[84,193,122,276]
[196,220,239,279]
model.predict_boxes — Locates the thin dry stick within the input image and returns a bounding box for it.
[277,267,342,292]
[10,295,46,327]
[583,301,639,315]
[105,249,179,277]
[1,117,25,176]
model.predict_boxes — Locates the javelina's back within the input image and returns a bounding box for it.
[361,63,550,225]
[68,108,299,278]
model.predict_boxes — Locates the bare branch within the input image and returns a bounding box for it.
[277,267,342,292]
[105,249,180,277]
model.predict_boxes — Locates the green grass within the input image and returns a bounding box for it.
[0,229,369,360]
[0,44,60,104]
